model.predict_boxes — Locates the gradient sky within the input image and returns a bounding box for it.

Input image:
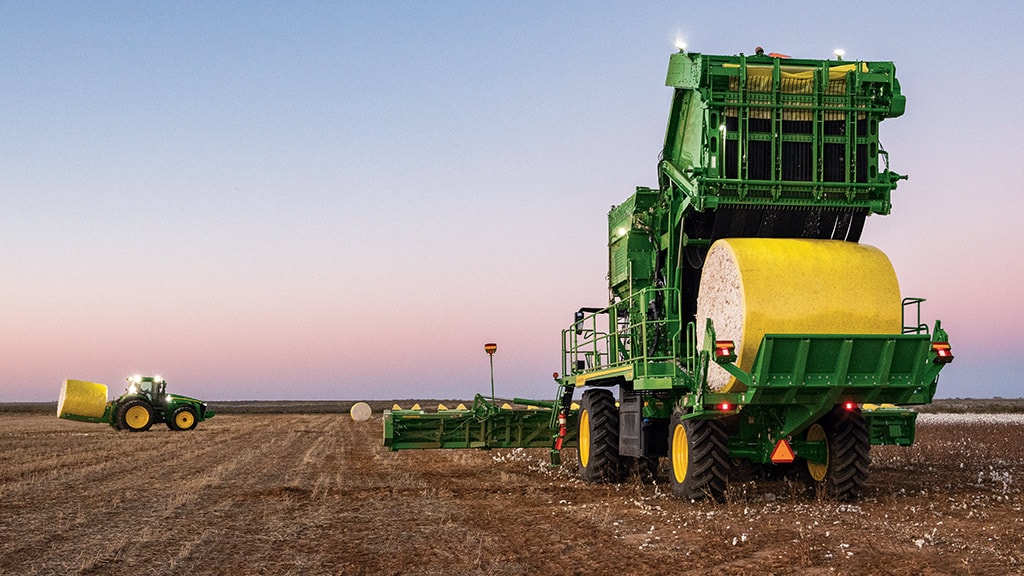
[3,2,1022,402]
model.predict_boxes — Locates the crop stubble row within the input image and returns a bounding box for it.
[1,412,1022,575]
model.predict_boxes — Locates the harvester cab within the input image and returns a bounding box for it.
[57,375,214,432]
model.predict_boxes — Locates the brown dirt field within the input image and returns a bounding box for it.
[1,412,1022,575]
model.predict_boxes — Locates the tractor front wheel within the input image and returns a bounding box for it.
[801,406,871,499]
[167,406,199,431]
[578,389,623,483]
[668,408,729,501]
[117,399,154,432]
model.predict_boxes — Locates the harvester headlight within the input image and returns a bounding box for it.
[833,48,846,61]
[616,227,627,238]
[931,342,954,364]
[674,36,687,52]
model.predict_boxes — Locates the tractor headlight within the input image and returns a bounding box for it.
[128,384,138,395]
[165,395,173,403]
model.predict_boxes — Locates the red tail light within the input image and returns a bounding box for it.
[714,340,736,361]
[931,342,954,364]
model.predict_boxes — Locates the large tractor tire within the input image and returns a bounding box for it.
[578,389,624,483]
[167,406,199,431]
[801,406,871,500]
[117,399,154,432]
[669,408,729,501]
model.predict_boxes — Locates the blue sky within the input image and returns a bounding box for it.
[2,2,1022,401]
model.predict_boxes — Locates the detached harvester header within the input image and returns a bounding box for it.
[385,48,953,500]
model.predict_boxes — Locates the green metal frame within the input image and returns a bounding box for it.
[661,51,905,215]
[384,394,578,452]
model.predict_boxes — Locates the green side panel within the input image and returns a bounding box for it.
[607,189,660,299]
[666,51,701,88]
[705,332,941,463]
[748,333,939,405]
[864,408,917,446]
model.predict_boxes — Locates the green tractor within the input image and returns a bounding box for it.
[57,375,214,432]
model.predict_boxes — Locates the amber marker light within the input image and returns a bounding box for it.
[484,343,498,404]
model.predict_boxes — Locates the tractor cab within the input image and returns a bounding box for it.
[125,375,167,405]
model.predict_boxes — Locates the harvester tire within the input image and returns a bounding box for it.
[167,406,198,431]
[578,389,624,483]
[117,399,154,432]
[801,406,870,500]
[669,408,729,501]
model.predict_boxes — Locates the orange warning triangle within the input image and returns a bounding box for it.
[770,439,796,464]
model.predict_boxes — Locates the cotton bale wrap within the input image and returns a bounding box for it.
[57,379,109,419]
[697,238,902,393]
[350,402,372,422]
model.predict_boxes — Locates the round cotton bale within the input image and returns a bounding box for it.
[696,238,901,393]
[57,379,109,419]
[350,402,372,422]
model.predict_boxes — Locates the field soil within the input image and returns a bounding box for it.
[1,411,1022,575]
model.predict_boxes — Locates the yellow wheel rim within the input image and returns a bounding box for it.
[125,405,150,429]
[672,422,689,484]
[806,423,828,482]
[579,410,591,468]
[175,410,195,429]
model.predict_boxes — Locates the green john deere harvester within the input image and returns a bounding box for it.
[385,47,953,500]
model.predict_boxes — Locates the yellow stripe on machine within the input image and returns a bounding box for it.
[574,365,634,388]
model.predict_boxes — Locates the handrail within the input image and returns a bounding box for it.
[562,287,682,380]
[902,297,929,334]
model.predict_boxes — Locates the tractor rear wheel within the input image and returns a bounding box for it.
[801,406,871,499]
[669,408,729,501]
[167,406,198,431]
[578,389,624,483]
[117,399,154,432]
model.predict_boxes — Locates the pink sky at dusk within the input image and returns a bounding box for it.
[2,2,1022,402]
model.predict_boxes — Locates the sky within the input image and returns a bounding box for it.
[2,1,1023,402]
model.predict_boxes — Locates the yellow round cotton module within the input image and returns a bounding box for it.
[57,379,109,419]
[697,238,902,393]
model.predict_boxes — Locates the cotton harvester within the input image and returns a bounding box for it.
[384,47,953,500]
